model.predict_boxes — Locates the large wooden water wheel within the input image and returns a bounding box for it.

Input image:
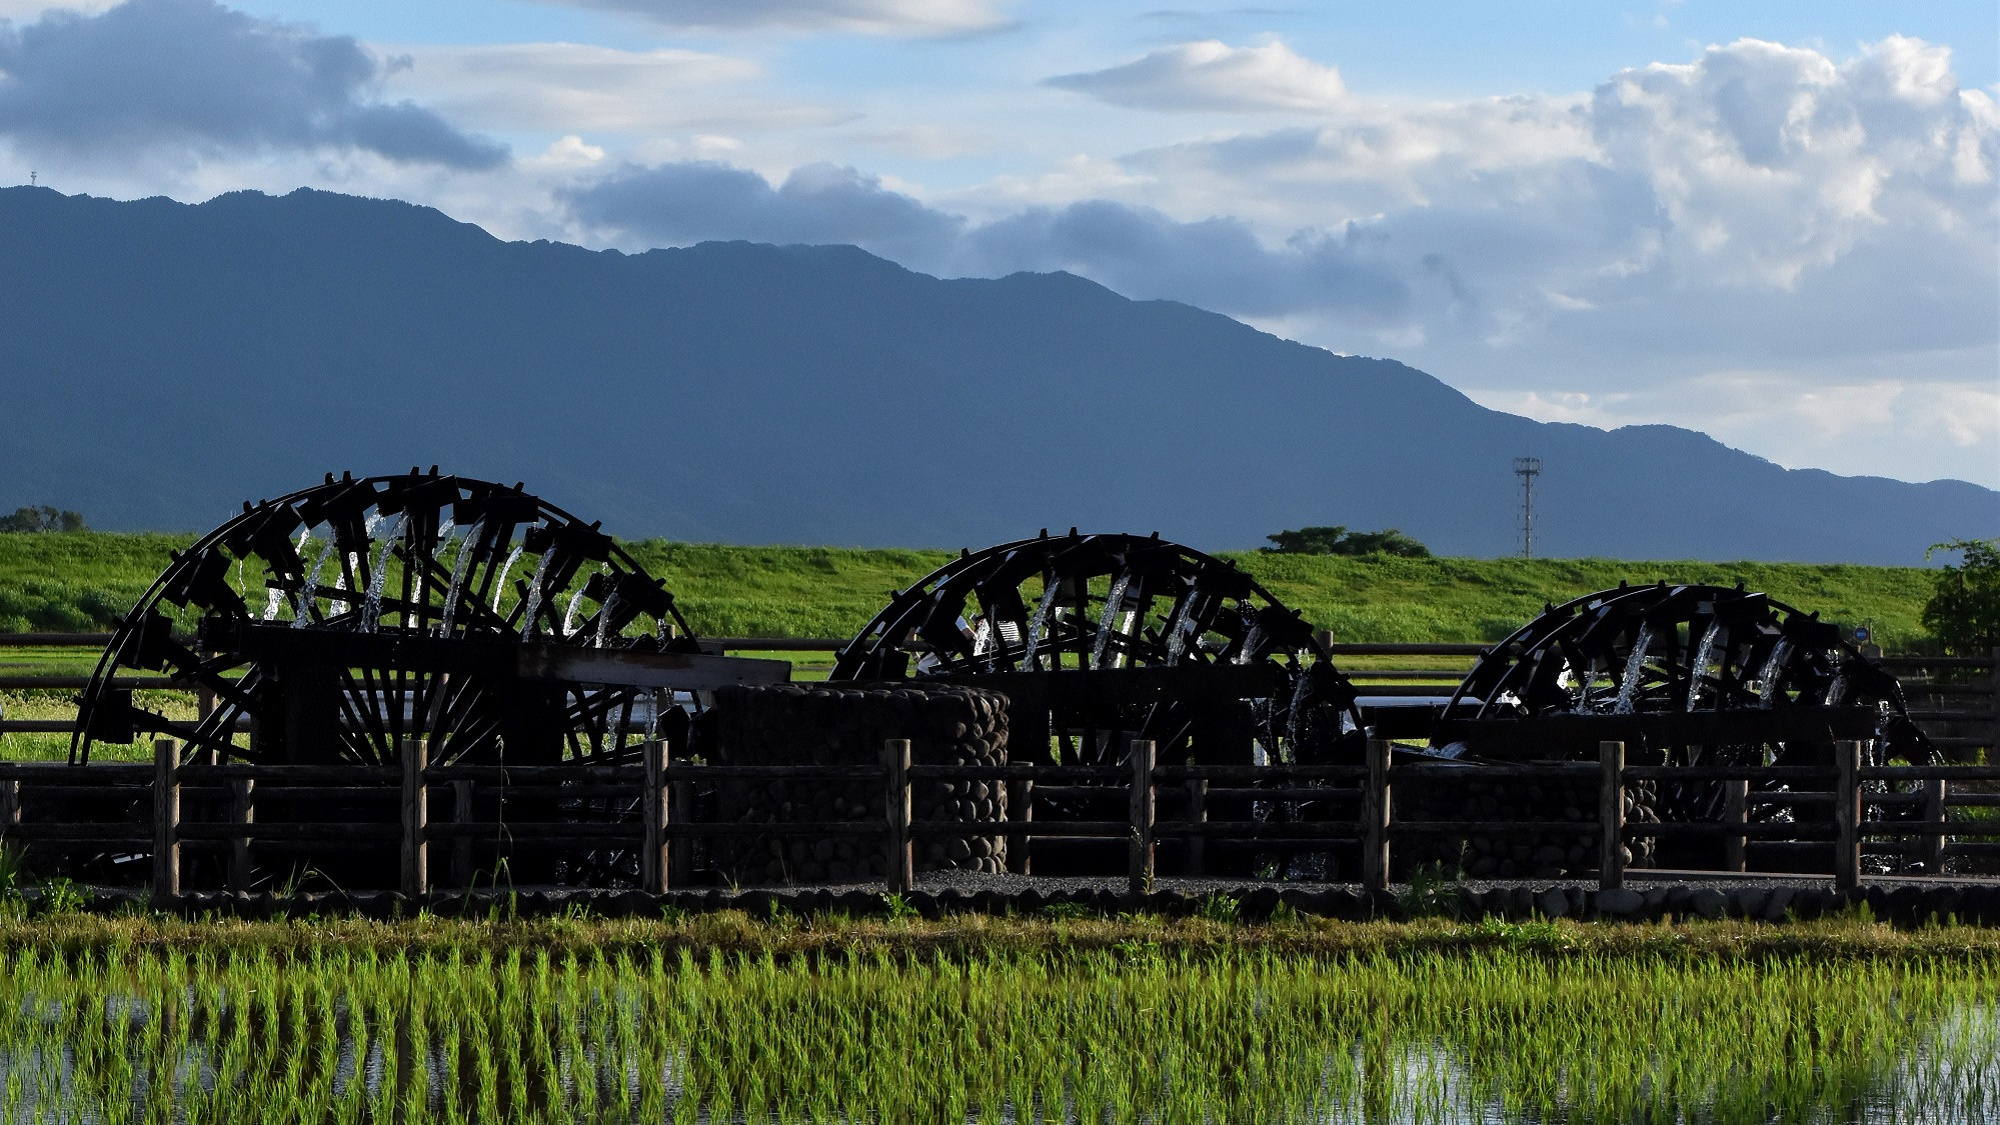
[1432,582,1933,872]
[832,531,1362,875]
[63,470,784,888]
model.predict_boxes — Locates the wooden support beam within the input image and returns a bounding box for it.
[1128,739,1155,893]
[229,777,255,893]
[1923,777,1947,874]
[1835,739,1862,892]
[1722,778,1748,873]
[642,740,669,894]
[401,739,428,899]
[1184,777,1208,877]
[450,780,474,889]
[669,774,693,888]
[1006,778,1033,875]
[151,738,180,906]
[1599,740,1625,891]
[0,778,19,838]
[883,739,912,894]
[1363,734,1391,892]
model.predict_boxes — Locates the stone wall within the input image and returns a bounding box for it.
[705,682,1010,884]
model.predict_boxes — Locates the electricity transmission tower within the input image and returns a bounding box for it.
[1513,457,1542,558]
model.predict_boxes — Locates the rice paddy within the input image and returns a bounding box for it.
[0,910,1993,1122]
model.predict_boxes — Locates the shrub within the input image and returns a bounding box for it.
[0,506,86,533]
[1262,526,1430,557]
[1922,539,2000,655]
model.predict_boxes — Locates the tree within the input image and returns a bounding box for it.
[0,505,86,533]
[1262,526,1430,557]
[1922,538,2000,655]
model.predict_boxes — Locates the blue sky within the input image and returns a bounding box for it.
[1,0,1995,489]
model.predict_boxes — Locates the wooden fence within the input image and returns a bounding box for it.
[4,636,1994,755]
[1,735,1995,906]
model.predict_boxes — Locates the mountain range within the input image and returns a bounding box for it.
[0,185,1990,563]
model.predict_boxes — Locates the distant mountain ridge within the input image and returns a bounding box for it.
[0,186,1990,563]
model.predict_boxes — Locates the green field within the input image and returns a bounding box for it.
[0,532,1942,648]
[0,911,1989,1122]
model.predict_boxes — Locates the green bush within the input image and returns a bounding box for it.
[1262,526,1431,557]
[1923,538,2000,656]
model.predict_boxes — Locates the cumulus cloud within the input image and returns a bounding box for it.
[564,160,964,266]
[1046,39,1348,113]
[565,35,1997,485]
[531,0,1008,36]
[0,0,505,168]
[1094,36,1997,376]
[375,42,842,135]
[1584,36,1995,287]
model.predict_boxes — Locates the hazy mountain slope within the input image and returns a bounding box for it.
[0,186,1990,562]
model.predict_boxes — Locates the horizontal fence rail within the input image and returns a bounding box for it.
[5,636,1993,754]
[0,733,1989,903]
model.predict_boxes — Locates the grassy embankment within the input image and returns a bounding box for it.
[0,533,1939,759]
[0,531,1937,645]
[0,910,1990,1121]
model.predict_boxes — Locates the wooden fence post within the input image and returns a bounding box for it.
[1722,779,1748,873]
[1598,741,1625,891]
[1835,739,1862,892]
[883,739,912,894]
[401,739,429,899]
[1923,776,1947,874]
[1184,777,1208,877]
[1363,734,1391,892]
[642,740,669,894]
[151,738,180,906]
[229,777,255,894]
[1128,740,1155,893]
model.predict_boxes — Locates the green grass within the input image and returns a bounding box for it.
[0,531,193,634]
[1238,552,1937,648]
[0,911,1990,1122]
[0,532,1943,649]
[0,533,1949,762]
[5,906,2000,960]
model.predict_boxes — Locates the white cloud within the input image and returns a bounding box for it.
[1468,370,1999,485]
[529,133,605,168]
[0,0,113,15]
[0,0,506,169]
[372,42,843,135]
[529,0,1009,37]
[562,34,2000,484]
[7,13,1989,488]
[563,159,964,264]
[1045,39,1348,113]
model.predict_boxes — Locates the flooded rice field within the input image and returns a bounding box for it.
[0,942,1993,1122]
